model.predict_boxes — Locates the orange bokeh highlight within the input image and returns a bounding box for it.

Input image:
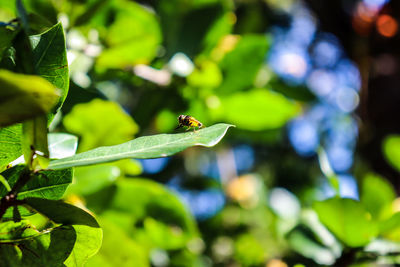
[376,14,398,38]
[352,2,377,36]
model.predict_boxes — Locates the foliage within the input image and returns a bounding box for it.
[1,0,400,266]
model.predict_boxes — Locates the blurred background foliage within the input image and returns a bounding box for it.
[3,0,400,266]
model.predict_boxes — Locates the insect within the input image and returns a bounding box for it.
[175,115,204,131]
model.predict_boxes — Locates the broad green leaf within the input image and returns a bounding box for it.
[63,99,139,152]
[0,124,22,170]
[217,35,270,94]
[86,218,148,267]
[143,217,191,249]
[1,166,73,220]
[101,179,197,233]
[361,173,396,220]
[379,212,400,241]
[313,198,378,247]
[187,60,222,88]
[48,133,78,159]
[63,223,103,267]
[383,135,400,173]
[214,89,300,130]
[161,3,225,58]
[87,178,198,251]
[95,0,161,71]
[30,22,69,119]
[49,123,234,169]
[24,197,99,227]
[25,198,102,266]
[67,165,120,196]
[0,199,101,267]
[234,234,266,266]
[0,69,59,127]
[0,225,75,267]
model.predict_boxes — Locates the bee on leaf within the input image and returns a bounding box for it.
[175,115,204,132]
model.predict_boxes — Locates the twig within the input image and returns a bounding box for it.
[0,168,32,221]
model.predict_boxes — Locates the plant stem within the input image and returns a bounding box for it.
[0,168,32,221]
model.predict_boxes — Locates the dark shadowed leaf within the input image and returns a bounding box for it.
[0,201,101,267]
[0,69,59,127]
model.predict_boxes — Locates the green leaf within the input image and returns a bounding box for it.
[86,217,148,267]
[383,135,400,173]
[0,165,73,218]
[0,199,102,267]
[0,124,22,170]
[0,69,59,127]
[67,165,120,196]
[0,165,72,199]
[361,173,396,220]
[49,123,233,169]
[313,198,378,247]
[0,220,40,242]
[92,178,198,251]
[63,223,103,267]
[24,197,99,227]
[234,234,266,266]
[63,98,139,152]
[30,22,69,119]
[25,198,103,266]
[214,89,300,130]
[95,0,161,71]
[379,212,400,241]
[217,35,270,94]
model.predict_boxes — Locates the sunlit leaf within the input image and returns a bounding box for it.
[95,0,161,71]
[0,165,72,218]
[87,178,198,250]
[49,123,234,169]
[379,213,400,241]
[0,124,22,170]
[0,220,40,243]
[67,165,120,196]
[63,98,139,152]
[85,218,148,267]
[30,22,69,119]
[383,135,400,173]
[0,69,59,127]
[313,198,378,247]
[217,35,270,94]
[361,173,396,220]
[214,89,300,130]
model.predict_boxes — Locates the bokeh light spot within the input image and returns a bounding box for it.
[376,14,398,38]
